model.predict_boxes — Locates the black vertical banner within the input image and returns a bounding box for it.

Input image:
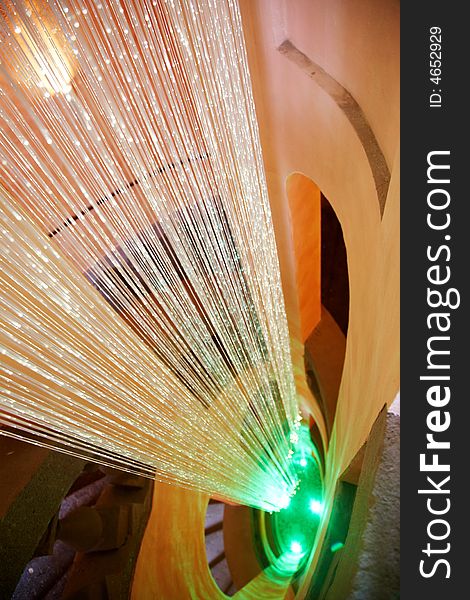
[401,4,468,598]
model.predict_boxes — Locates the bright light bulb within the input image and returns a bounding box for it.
[290,541,302,554]
[310,499,323,515]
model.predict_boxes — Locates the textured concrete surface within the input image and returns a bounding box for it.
[11,541,75,600]
[348,412,400,600]
[0,439,85,599]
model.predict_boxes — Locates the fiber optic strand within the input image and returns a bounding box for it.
[0,0,302,511]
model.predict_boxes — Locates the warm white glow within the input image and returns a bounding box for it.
[2,0,75,95]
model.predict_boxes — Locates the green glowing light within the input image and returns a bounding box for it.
[264,424,324,573]
[309,499,323,515]
[331,542,344,553]
[290,541,303,554]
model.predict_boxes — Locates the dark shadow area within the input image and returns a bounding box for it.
[321,193,349,337]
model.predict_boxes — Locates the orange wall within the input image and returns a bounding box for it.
[239,0,399,476]
[286,173,321,343]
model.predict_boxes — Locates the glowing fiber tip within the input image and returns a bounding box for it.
[310,499,323,515]
[290,541,303,554]
[278,493,291,510]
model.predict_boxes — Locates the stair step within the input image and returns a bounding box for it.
[211,558,232,592]
[205,529,225,565]
[225,582,237,596]
[204,502,224,534]
[209,550,226,569]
